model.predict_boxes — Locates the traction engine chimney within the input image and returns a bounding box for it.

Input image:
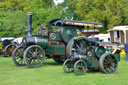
[27,12,32,37]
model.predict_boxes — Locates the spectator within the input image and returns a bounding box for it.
[124,43,128,61]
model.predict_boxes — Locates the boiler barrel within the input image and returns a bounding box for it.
[23,37,48,48]
[73,54,86,61]
[35,37,48,48]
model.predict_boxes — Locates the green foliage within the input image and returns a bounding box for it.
[0,9,26,37]
[0,0,29,10]
[23,0,61,34]
[0,0,57,37]
[0,0,128,37]
[68,0,128,33]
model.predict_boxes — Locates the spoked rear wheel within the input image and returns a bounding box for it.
[74,60,87,76]
[99,53,118,74]
[12,46,26,66]
[63,59,74,73]
[24,45,45,68]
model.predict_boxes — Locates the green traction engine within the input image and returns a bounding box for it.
[12,12,82,68]
[12,11,120,74]
[63,36,120,75]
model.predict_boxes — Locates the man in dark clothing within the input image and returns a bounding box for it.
[124,43,128,61]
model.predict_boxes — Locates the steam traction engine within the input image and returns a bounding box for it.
[12,12,120,75]
[63,37,120,75]
[12,12,85,68]
[0,38,17,57]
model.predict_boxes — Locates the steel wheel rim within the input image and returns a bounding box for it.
[24,46,45,68]
[12,46,25,66]
[74,60,87,75]
[102,54,118,73]
[6,45,16,56]
[63,59,74,73]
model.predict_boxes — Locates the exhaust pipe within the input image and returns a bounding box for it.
[27,12,32,37]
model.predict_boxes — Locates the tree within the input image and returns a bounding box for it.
[0,0,58,37]
[68,0,127,33]
[0,10,26,37]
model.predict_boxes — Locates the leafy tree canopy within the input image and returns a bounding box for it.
[0,0,128,37]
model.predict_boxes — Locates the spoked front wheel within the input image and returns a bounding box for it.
[74,60,87,76]
[24,45,45,68]
[12,46,26,66]
[63,59,74,73]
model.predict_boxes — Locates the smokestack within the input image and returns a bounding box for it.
[27,12,32,37]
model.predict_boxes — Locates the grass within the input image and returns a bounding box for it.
[0,56,128,85]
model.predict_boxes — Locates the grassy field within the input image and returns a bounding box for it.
[0,56,128,85]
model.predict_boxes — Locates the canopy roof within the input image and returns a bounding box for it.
[49,19,103,28]
[108,26,128,32]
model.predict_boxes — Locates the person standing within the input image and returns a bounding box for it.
[124,43,128,61]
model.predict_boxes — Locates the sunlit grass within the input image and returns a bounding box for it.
[0,56,128,85]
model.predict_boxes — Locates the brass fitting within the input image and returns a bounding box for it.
[74,37,77,40]
[27,12,32,15]
[77,31,81,36]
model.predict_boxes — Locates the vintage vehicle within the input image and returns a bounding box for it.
[13,37,23,45]
[63,36,121,75]
[12,12,104,68]
[62,22,123,76]
[88,33,110,42]
[63,30,123,75]
[108,26,128,43]
[0,38,16,57]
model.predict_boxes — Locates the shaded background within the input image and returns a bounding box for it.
[0,0,128,37]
